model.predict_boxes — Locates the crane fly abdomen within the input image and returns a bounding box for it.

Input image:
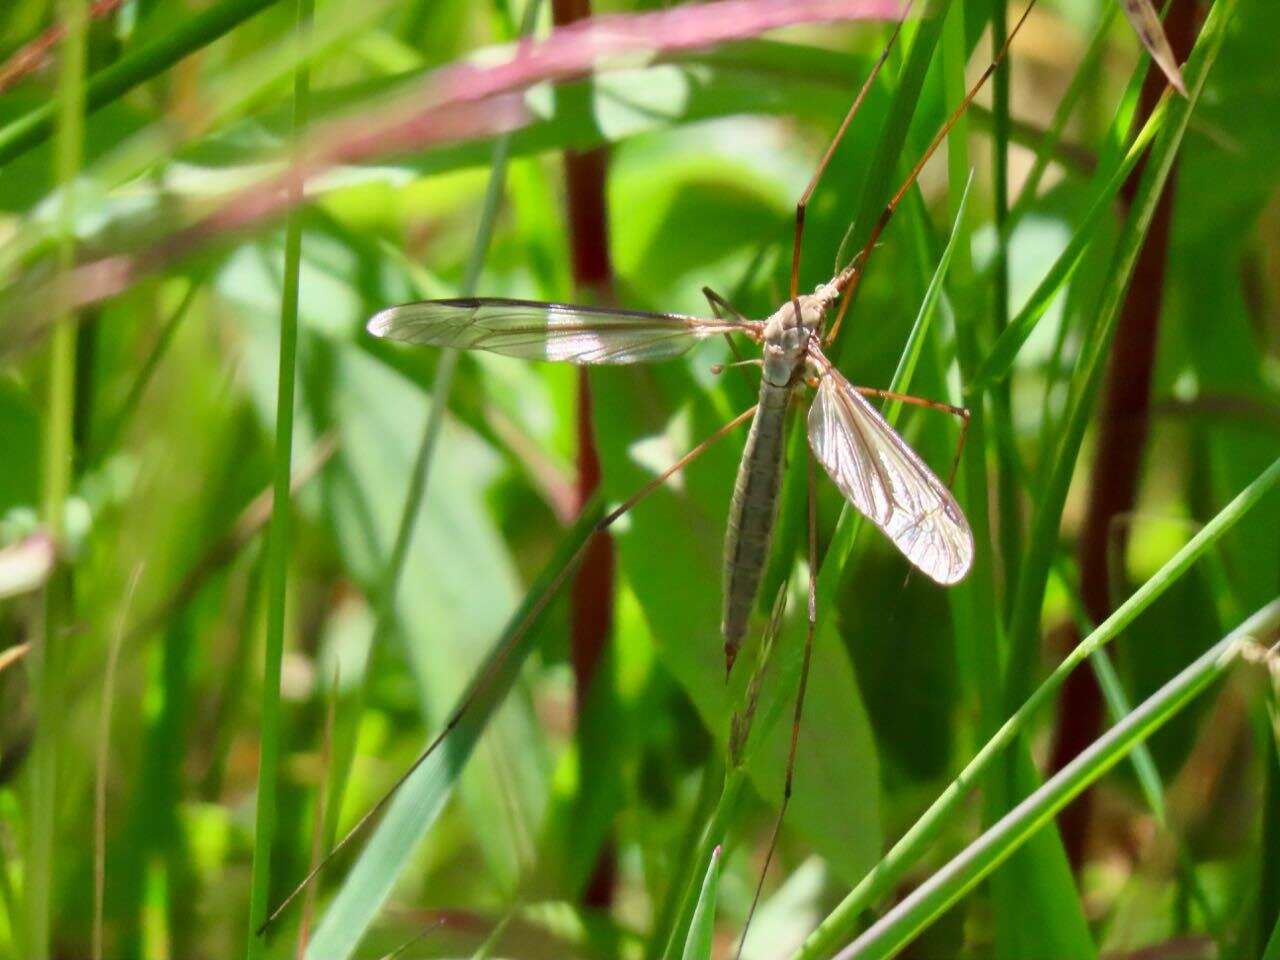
[721,378,794,675]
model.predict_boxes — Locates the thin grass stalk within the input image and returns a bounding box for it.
[988,0,1022,618]
[658,770,748,960]
[89,276,204,465]
[1049,0,1198,868]
[1001,0,1233,716]
[645,756,723,960]
[246,0,312,953]
[92,567,141,960]
[681,846,723,960]
[1007,0,1120,224]
[0,0,284,165]
[27,0,88,954]
[319,0,541,865]
[837,599,1280,960]
[793,455,1280,960]
[935,0,1006,749]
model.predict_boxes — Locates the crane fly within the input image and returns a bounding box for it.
[366,282,974,672]
[264,0,1039,945]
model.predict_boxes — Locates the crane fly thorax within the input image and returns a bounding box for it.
[760,285,835,386]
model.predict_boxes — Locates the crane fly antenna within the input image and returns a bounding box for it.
[826,0,1040,346]
[790,0,916,302]
[257,404,759,937]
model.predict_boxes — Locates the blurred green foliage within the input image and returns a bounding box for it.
[0,0,1278,958]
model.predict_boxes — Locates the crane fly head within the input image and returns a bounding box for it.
[761,281,839,386]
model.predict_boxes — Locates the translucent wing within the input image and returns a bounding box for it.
[367,297,743,364]
[807,366,973,584]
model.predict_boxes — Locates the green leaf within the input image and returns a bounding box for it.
[681,846,723,960]
[838,600,1280,960]
[304,498,603,960]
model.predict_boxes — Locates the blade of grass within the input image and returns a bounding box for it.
[246,0,312,954]
[969,91,1173,393]
[794,454,1280,960]
[88,275,205,466]
[26,0,87,954]
[659,772,748,960]
[0,0,285,166]
[829,0,952,323]
[935,0,1002,747]
[681,847,723,960]
[93,566,142,960]
[302,496,604,960]
[987,0,1024,624]
[317,0,541,889]
[1008,0,1120,223]
[1001,0,1234,718]
[837,598,1280,960]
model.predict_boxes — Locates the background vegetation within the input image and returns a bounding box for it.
[0,0,1278,957]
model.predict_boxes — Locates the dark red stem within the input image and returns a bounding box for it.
[555,0,618,911]
[1048,0,1199,870]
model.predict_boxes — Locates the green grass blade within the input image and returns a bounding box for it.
[26,0,88,954]
[969,94,1173,393]
[1002,0,1236,714]
[838,599,1280,960]
[0,0,284,166]
[1007,0,1121,223]
[1049,557,1167,822]
[659,771,748,960]
[303,497,603,960]
[245,0,311,955]
[794,454,1280,960]
[681,846,723,960]
[829,0,953,321]
[317,0,539,898]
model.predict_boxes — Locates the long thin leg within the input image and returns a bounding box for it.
[790,0,916,301]
[704,286,762,387]
[733,445,821,960]
[825,0,1040,347]
[259,404,760,935]
[853,385,970,486]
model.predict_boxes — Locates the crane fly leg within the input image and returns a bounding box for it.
[704,286,761,384]
[789,1,914,301]
[825,0,1040,349]
[853,385,970,487]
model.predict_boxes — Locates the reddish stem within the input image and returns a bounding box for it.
[555,0,618,911]
[0,0,126,94]
[1048,0,1200,870]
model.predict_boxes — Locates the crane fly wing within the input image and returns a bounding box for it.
[807,364,973,584]
[367,297,744,364]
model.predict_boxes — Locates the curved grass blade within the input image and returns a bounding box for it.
[968,93,1173,394]
[0,0,285,166]
[246,0,312,954]
[1001,0,1236,717]
[301,497,604,960]
[794,454,1280,960]
[836,598,1280,960]
[682,846,724,960]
